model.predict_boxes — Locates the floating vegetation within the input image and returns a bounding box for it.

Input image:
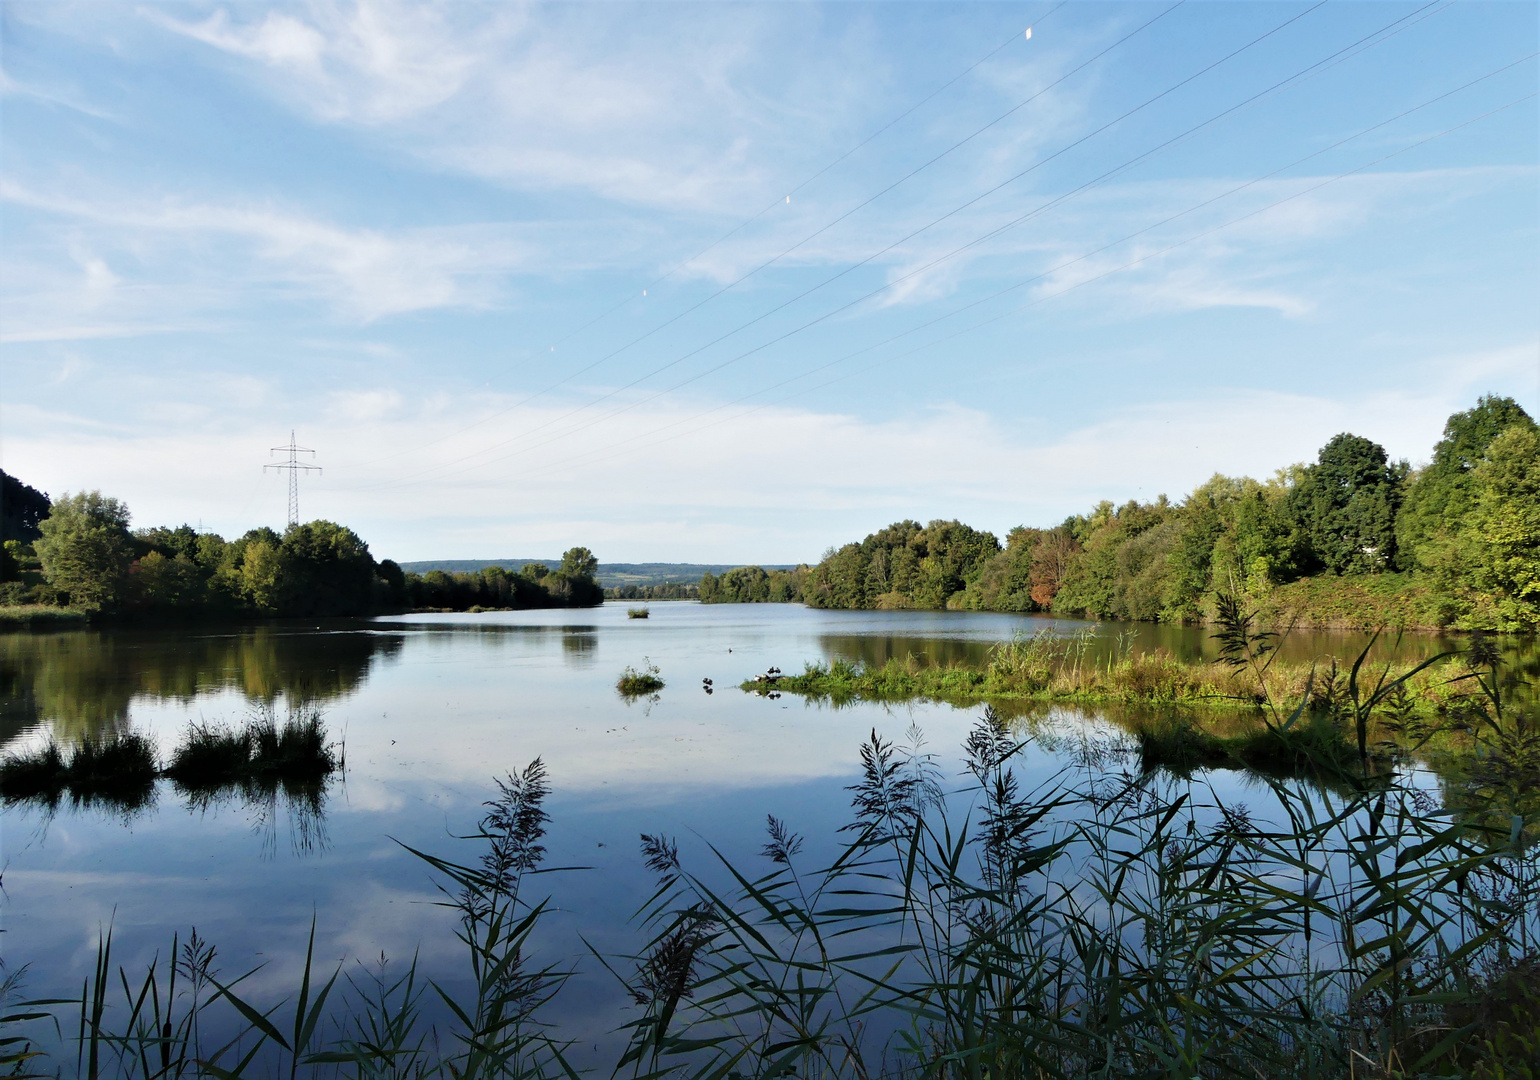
[627,606,650,619]
[617,658,664,696]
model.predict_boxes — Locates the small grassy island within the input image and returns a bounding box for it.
[616,659,665,695]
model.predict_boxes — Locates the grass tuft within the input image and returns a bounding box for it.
[617,658,664,696]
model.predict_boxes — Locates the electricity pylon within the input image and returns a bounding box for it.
[266,431,320,527]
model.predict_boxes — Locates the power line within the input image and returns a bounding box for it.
[361,0,1438,490]
[335,0,1164,478]
[521,69,1538,482]
[331,1,1068,472]
[265,431,320,527]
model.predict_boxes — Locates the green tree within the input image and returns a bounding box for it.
[1458,424,1540,630]
[1397,395,1536,571]
[1287,433,1406,575]
[238,537,285,612]
[558,547,598,580]
[1,470,50,543]
[545,546,603,607]
[34,491,134,611]
[130,551,207,611]
[276,520,378,616]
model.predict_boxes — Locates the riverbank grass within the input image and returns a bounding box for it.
[0,604,89,628]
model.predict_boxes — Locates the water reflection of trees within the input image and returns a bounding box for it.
[0,625,402,748]
[820,625,1537,706]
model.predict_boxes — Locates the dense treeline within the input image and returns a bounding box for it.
[606,582,701,601]
[699,565,811,604]
[0,485,602,619]
[707,396,1540,631]
[406,551,602,611]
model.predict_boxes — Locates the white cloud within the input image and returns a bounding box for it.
[4,340,1533,561]
[0,179,538,326]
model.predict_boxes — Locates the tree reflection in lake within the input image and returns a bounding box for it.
[0,623,403,748]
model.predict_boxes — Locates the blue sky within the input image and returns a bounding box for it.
[2,0,1536,563]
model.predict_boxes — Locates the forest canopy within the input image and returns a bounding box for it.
[702,395,1540,631]
[1,489,603,619]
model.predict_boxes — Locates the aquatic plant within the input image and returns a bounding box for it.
[627,607,650,619]
[617,658,664,696]
[2,709,341,819]
[0,732,157,812]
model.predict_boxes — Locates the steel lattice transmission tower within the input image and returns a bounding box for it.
[265,431,321,527]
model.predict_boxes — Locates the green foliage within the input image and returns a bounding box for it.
[557,545,597,579]
[0,469,50,543]
[617,658,664,696]
[1398,394,1535,572]
[542,547,603,607]
[804,519,1001,610]
[1458,423,1540,630]
[272,520,377,617]
[608,581,699,601]
[0,731,158,812]
[700,564,808,603]
[34,491,135,612]
[701,396,1531,631]
[405,558,601,611]
[1287,433,1407,575]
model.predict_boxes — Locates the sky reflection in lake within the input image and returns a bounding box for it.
[0,605,1512,1062]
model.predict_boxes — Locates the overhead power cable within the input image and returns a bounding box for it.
[353,0,1342,489]
[357,0,1445,490]
[541,1,1071,354]
[332,0,1158,473]
[335,3,1069,471]
[515,60,1537,482]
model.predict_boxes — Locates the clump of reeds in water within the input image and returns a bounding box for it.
[165,708,341,795]
[627,606,650,619]
[617,658,664,696]
[0,709,340,819]
[0,731,158,812]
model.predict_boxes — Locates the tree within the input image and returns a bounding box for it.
[34,491,134,611]
[1397,396,1536,571]
[1458,424,1540,629]
[276,520,378,616]
[545,546,602,607]
[557,547,598,580]
[1,471,50,543]
[1287,433,1406,574]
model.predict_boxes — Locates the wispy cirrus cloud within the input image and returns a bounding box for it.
[0,178,544,329]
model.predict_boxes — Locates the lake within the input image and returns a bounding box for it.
[0,604,1515,1064]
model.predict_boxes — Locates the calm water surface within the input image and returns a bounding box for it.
[0,604,1508,1058]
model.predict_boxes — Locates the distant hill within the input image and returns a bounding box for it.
[396,560,797,588]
